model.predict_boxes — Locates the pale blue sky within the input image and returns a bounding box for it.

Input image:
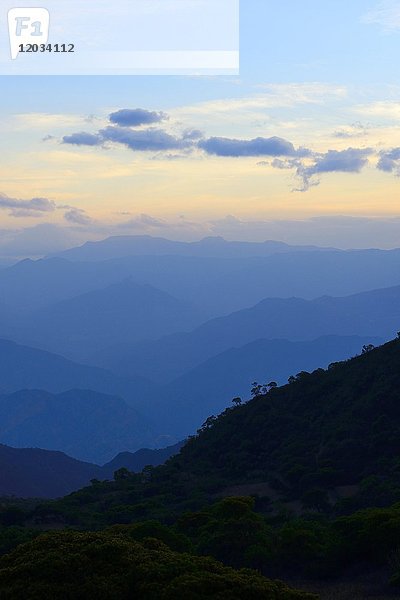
[1,0,400,255]
[1,0,398,109]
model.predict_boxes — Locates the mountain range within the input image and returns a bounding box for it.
[8,335,400,500]
[1,237,400,320]
[93,283,399,383]
[1,235,400,471]
[8,279,204,359]
[153,335,384,435]
[0,335,383,449]
[0,389,155,464]
[50,234,336,261]
[49,335,400,520]
[0,338,154,401]
[0,441,183,499]
[0,444,104,499]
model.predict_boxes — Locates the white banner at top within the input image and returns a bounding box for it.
[0,0,239,75]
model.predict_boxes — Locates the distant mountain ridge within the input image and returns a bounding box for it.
[167,337,400,508]
[2,244,400,320]
[0,338,154,403]
[9,279,204,359]
[0,334,386,452]
[50,234,338,261]
[95,283,400,382]
[0,444,103,498]
[39,337,400,525]
[0,389,156,464]
[102,441,185,478]
[155,335,384,435]
[0,441,184,498]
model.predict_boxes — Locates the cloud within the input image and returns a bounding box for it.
[255,83,348,104]
[63,126,310,159]
[2,213,400,262]
[109,108,168,127]
[307,148,371,175]
[292,148,372,192]
[362,1,400,31]
[264,148,372,192]
[64,208,93,225]
[355,101,400,120]
[332,122,370,139]
[182,129,204,140]
[175,83,348,120]
[270,158,303,170]
[57,105,398,194]
[0,194,93,226]
[150,151,193,161]
[62,132,103,146]
[62,126,191,152]
[377,147,400,174]
[208,215,400,249]
[116,213,207,238]
[0,224,86,258]
[0,193,56,217]
[198,135,301,157]
[118,213,168,230]
[13,113,85,130]
[99,126,189,151]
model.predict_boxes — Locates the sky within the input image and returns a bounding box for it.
[1,0,400,257]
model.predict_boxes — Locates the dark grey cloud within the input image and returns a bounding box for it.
[310,148,371,174]
[0,193,56,217]
[99,126,189,151]
[58,108,397,195]
[198,135,299,157]
[293,148,372,192]
[62,126,191,152]
[377,148,400,174]
[62,132,103,146]
[109,108,167,127]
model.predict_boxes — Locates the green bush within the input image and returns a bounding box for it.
[0,530,317,599]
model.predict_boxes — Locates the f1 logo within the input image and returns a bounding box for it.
[8,8,50,59]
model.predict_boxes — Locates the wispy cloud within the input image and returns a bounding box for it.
[0,193,56,218]
[176,83,348,118]
[117,213,168,230]
[2,213,400,260]
[332,122,371,139]
[362,1,400,32]
[10,113,88,130]
[0,192,95,225]
[355,101,400,120]
[64,208,93,225]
